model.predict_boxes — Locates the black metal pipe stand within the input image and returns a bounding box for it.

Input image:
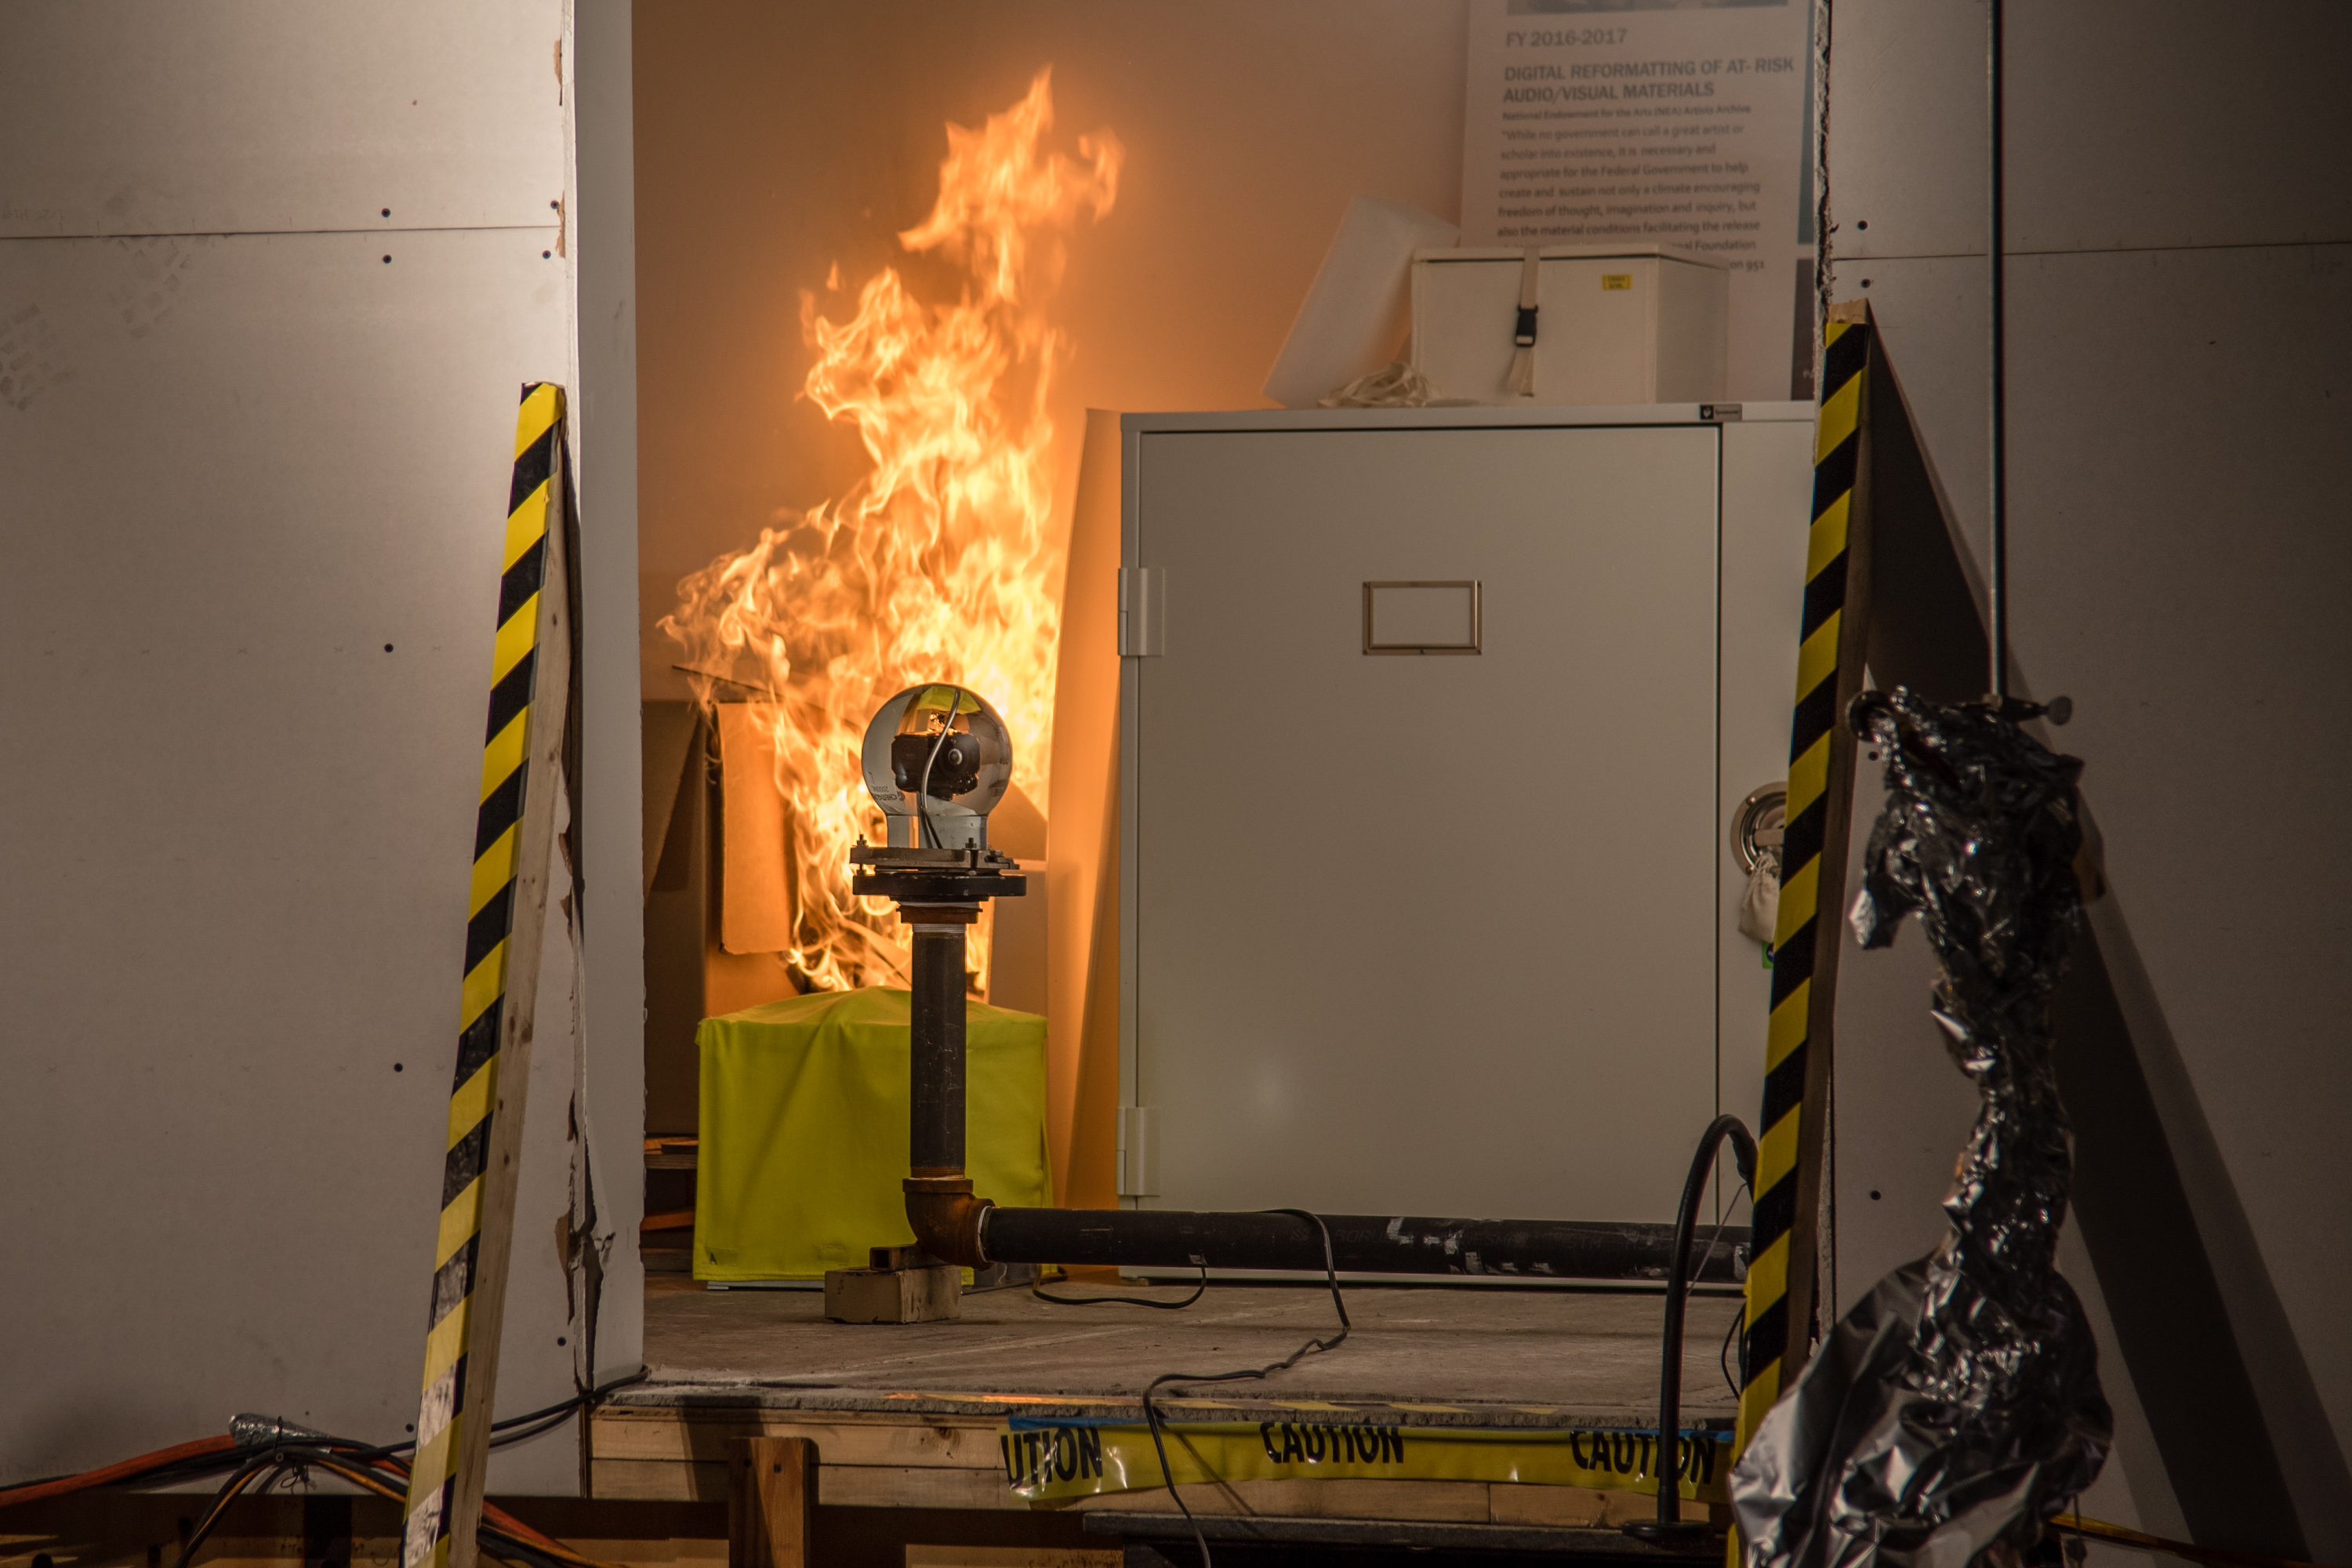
[833,842,1025,1322]
[906,913,969,1178]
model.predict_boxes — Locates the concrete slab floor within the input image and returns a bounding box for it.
[638,1277,1743,1424]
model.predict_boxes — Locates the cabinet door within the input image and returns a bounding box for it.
[1130,424,1719,1222]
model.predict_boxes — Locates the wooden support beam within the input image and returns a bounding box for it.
[1736,305,1875,1450]
[728,1437,818,1568]
[824,1258,961,1324]
[402,386,575,1568]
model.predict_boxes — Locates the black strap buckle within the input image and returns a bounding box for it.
[1513,305,1539,347]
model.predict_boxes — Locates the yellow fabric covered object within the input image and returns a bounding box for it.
[694,986,1051,1282]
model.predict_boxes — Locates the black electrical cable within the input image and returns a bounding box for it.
[348,1366,650,1458]
[1137,1210,1352,1568]
[1033,1262,1208,1310]
[2,1369,651,1517]
[169,1453,284,1568]
[914,688,965,850]
[1699,1178,1753,1403]
[485,1406,592,1450]
[1625,1116,1755,1545]
[1987,0,2009,701]
[1721,1298,1745,1401]
[13,1374,647,1568]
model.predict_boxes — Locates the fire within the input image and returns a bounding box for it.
[662,69,1122,991]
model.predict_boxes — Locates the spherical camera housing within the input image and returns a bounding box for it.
[859,684,1013,851]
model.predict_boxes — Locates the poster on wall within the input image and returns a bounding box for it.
[1459,0,1817,401]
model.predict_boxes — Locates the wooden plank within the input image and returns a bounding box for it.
[594,1405,1004,1431]
[1780,299,1878,1399]
[595,1457,1021,1511]
[407,390,577,1568]
[593,1414,1002,1468]
[823,1265,961,1324]
[541,1540,728,1568]
[728,1437,815,1568]
[594,1457,728,1502]
[593,1420,1684,1530]
[814,1466,1025,1512]
[1486,1483,1650,1528]
[904,1551,1119,1568]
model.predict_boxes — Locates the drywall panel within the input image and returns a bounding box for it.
[568,0,648,1400]
[0,225,575,1482]
[1828,0,2352,262]
[1822,241,2352,1552]
[2002,244,2352,1542]
[0,1,567,239]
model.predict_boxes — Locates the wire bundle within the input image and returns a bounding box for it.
[0,1371,647,1568]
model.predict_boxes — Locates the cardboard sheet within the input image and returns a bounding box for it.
[716,703,796,954]
[1044,411,1127,1207]
[641,700,699,898]
[694,986,1052,1280]
[1262,194,1460,408]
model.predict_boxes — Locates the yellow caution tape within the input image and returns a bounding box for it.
[996,1418,1730,1506]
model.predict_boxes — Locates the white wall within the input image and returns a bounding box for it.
[1820,1,2352,1557]
[570,0,649,1414]
[0,2,639,1494]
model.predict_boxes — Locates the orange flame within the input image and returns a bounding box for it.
[662,69,1122,991]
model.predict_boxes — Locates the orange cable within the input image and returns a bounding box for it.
[0,1436,240,1511]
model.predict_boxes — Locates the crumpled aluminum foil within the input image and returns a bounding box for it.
[1731,688,2111,1568]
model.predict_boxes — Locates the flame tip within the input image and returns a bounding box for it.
[670,68,1108,987]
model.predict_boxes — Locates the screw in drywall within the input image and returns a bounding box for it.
[381,208,391,218]
[382,256,392,264]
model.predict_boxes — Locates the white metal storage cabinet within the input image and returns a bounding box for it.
[1117,405,1813,1231]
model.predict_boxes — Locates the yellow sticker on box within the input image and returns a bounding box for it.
[1602,274,1633,290]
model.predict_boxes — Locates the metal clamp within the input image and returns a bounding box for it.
[1732,782,1787,873]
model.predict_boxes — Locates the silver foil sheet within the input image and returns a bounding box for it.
[1731,688,2111,1568]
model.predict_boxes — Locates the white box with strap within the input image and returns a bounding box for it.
[1411,244,1728,405]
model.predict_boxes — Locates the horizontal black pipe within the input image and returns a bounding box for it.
[981,1207,1748,1284]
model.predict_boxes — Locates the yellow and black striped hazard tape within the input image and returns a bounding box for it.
[1737,319,1869,1449]
[402,383,568,1568]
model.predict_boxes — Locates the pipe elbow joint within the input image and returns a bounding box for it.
[904,1174,993,1269]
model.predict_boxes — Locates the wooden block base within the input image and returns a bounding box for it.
[822,1263,961,1323]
